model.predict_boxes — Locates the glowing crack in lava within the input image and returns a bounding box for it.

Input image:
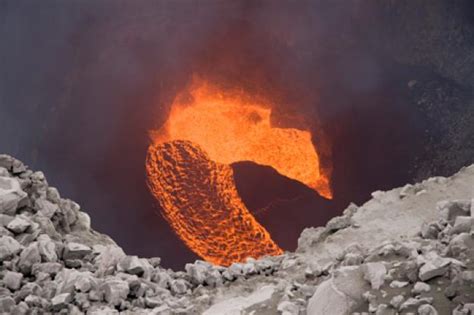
[146,79,332,265]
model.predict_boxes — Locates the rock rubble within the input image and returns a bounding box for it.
[0,154,473,314]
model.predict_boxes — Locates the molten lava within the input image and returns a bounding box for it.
[146,140,283,266]
[152,80,332,199]
[146,78,332,266]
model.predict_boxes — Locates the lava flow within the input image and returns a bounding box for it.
[146,78,331,266]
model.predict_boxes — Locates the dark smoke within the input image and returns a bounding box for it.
[1,1,474,269]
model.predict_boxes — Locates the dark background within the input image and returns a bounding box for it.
[1,0,474,269]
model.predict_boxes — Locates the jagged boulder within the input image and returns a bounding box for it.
[307,266,369,315]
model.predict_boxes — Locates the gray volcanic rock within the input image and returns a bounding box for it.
[3,271,23,290]
[18,242,41,274]
[6,215,31,234]
[63,242,92,260]
[307,267,369,315]
[0,175,27,216]
[0,235,22,260]
[0,156,472,314]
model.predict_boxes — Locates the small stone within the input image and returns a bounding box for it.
[88,289,101,302]
[420,222,440,239]
[34,198,59,219]
[87,306,119,315]
[444,285,457,299]
[63,242,92,260]
[463,304,474,314]
[4,271,23,290]
[152,270,172,288]
[24,295,47,308]
[94,245,126,276]
[448,233,471,256]
[54,269,84,294]
[0,213,14,227]
[228,262,244,277]
[6,216,31,234]
[73,272,95,292]
[37,234,57,262]
[18,242,41,274]
[307,267,368,315]
[73,211,91,230]
[451,216,473,234]
[0,176,28,215]
[418,255,450,281]
[277,300,299,315]
[342,253,364,266]
[46,187,60,203]
[418,304,438,315]
[59,199,79,226]
[10,301,29,315]
[51,293,72,311]
[326,215,351,231]
[412,282,431,294]
[119,256,147,276]
[242,261,257,275]
[185,261,209,285]
[400,184,418,197]
[375,304,396,315]
[16,282,42,301]
[0,235,22,260]
[390,295,404,309]
[32,262,63,276]
[101,278,129,306]
[362,262,386,290]
[74,292,91,309]
[304,262,322,279]
[148,257,161,267]
[151,305,171,314]
[170,279,188,295]
[437,200,470,223]
[0,296,15,313]
[400,297,433,310]
[390,280,409,288]
[461,270,474,282]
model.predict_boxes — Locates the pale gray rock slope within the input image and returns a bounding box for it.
[0,154,473,315]
[298,164,474,264]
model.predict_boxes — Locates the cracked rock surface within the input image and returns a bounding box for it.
[0,156,473,314]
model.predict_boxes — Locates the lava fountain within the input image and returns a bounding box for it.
[146,78,331,266]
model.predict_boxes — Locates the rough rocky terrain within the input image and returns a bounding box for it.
[0,154,473,314]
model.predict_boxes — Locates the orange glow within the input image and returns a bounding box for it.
[152,79,332,199]
[146,140,283,266]
[146,78,332,266]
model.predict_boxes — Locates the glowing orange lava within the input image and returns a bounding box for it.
[146,140,283,266]
[152,80,332,199]
[146,78,332,266]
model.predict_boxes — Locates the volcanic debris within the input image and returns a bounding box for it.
[0,154,473,314]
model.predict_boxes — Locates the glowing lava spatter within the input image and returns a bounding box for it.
[146,78,332,266]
